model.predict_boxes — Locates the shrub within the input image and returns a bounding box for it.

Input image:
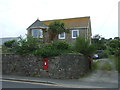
[4,40,15,48]
[75,37,97,70]
[34,46,61,58]
[13,35,41,55]
[97,50,108,58]
[34,41,71,58]
[107,40,120,55]
[75,37,96,57]
[101,62,112,70]
[53,40,70,50]
[92,61,99,70]
[109,55,120,71]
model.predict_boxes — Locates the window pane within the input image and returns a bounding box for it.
[32,29,38,37]
[60,32,64,38]
[73,31,77,37]
[39,29,43,38]
[32,29,43,38]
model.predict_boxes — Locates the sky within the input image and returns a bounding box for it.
[0,0,119,39]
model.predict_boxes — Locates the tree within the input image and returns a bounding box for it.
[107,39,120,55]
[114,37,120,40]
[92,34,106,50]
[75,37,96,70]
[48,21,68,42]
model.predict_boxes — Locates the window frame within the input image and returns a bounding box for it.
[32,29,43,38]
[72,30,79,39]
[58,32,65,39]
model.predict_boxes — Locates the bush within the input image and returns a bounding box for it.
[34,41,71,58]
[96,50,108,58]
[34,44,62,58]
[53,40,70,50]
[101,62,112,70]
[107,40,120,55]
[109,55,120,71]
[75,37,96,57]
[13,35,41,55]
[100,52,108,58]
[92,61,99,70]
[4,40,15,48]
[11,35,75,58]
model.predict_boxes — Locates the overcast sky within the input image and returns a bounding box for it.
[0,0,119,39]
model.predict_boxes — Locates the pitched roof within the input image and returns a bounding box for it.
[27,19,48,30]
[42,16,90,28]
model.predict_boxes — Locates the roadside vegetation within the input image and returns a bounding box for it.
[2,21,120,71]
[92,35,120,71]
[3,35,120,71]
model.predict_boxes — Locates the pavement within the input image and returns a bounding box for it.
[1,72,119,88]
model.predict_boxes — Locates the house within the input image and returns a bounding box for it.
[27,16,92,43]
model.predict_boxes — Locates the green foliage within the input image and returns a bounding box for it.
[53,40,71,50]
[34,47,61,58]
[100,51,108,58]
[34,41,71,58]
[13,35,41,55]
[92,35,106,50]
[0,48,2,53]
[4,40,15,48]
[48,21,68,42]
[109,55,120,71]
[95,50,108,58]
[2,45,13,53]
[108,40,119,49]
[107,40,120,55]
[92,61,99,70]
[101,62,112,70]
[2,40,16,53]
[75,37,96,57]
[10,35,72,57]
[48,21,66,34]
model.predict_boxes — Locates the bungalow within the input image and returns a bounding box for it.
[27,16,92,43]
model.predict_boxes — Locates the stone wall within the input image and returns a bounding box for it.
[2,53,90,79]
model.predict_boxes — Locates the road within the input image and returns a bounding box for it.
[2,80,65,88]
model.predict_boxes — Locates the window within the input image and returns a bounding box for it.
[72,30,79,38]
[32,29,43,38]
[58,32,65,39]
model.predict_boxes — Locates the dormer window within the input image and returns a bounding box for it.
[32,29,43,38]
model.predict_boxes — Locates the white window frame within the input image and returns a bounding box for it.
[72,30,79,38]
[58,32,65,39]
[32,29,43,38]
[39,29,43,38]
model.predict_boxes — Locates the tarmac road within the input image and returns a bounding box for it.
[2,80,65,88]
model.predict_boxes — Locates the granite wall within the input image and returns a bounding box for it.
[2,53,90,79]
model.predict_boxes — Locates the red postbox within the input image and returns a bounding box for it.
[43,58,48,70]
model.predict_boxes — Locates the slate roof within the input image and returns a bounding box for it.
[27,16,91,30]
[27,19,48,30]
[42,16,90,28]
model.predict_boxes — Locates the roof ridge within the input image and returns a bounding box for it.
[26,19,47,30]
[42,16,90,22]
